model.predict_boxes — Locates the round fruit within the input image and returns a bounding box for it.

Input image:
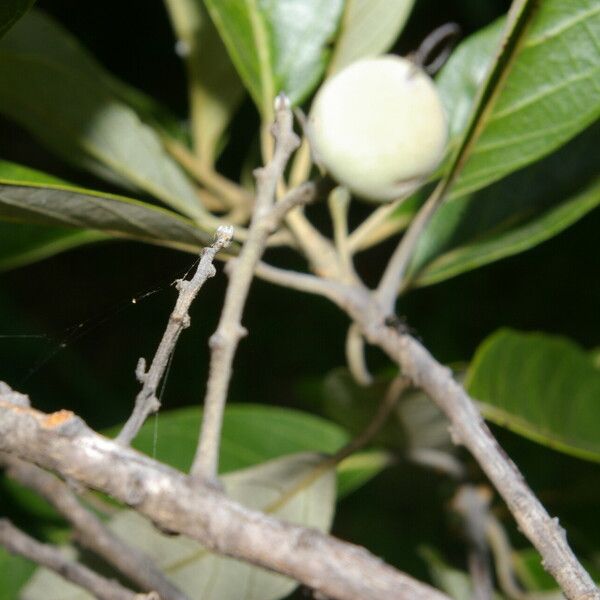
[310,55,448,201]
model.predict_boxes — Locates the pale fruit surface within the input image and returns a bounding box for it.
[310,55,448,201]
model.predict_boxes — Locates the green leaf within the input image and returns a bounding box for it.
[0,548,36,599]
[122,403,347,472]
[164,0,245,166]
[437,19,504,157]
[419,547,505,600]
[350,0,600,255]
[336,449,393,498]
[0,222,104,271]
[466,329,600,463]
[327,0,414,75]
[204,0,344,117]
[22,454,336,600]
[513,548,600,594]
[0,0,34,39]
[0,160,213,256]
[406,125,600,287]
[0,11,209,220]
[104,403,389,496]
[317,367,452,453]
[444,0,600,199]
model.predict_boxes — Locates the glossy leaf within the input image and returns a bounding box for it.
[366,1,600,256]
[451,0,600,198]
[22,453,336,600]
[164,0,245,166]
[0,161,213,255]
[0,11,208,220]
[406,125,600,287]
[203,0,343,117]
[466,329,600,463]
[437,19,504,157]
[0,0,34,39]
[327,0,414,75]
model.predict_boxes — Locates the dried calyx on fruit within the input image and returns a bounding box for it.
[310,55,448,202]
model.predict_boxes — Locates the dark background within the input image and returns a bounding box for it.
[1,0,599,590]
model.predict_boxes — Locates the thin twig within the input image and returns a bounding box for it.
[117,226,233,445]
[0,454,187,600]
[255,261,352,303]
[345,323,373,385]
[0,396,449,600]
[264,375,410,515]
[375,184,443,315]
[347,195,414,254]
[191,93,303,483]
[353,313,599,600]
[453,485,495,600]
[328,186,359,283]
[0,518,149,600]
[332,375,410,464]
[485,513,528,600]
[164,137,254,213]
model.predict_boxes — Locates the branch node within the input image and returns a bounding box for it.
[213,225,235,250]
[125,474,147,507]
[448,425,463,446]
[135,358,148,383]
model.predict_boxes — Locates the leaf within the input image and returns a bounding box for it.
[317,367,452,453]
[0,160,214,255]
[327,0,414,75]
[204,0,344,117]
[0,548,36,599]
[0,0,34,39]
[23,454,336,600]
[419,547,505,600]
[336,449,393,498]
[351,0,600,253]
[513,548,599,593]
[164,0,245,166]
[0,11,209,220]
[465,329,600,463]
[105,403,389,499]
[450,0,600,198]
[0,222,104,272]
[437,19,504,157]
[120,403,347,472]
[406,124,600,287]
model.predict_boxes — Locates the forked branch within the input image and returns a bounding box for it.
[191,93,309,483]
[0,453,187,600]
[0,395,449,600]
[0,518,151,600]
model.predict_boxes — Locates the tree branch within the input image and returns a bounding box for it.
[0,396,449,600]
[375,184,443,315]
[452,485,494,600]
[0,518,149,600]
[116,226,233,446]
[191,93,304,483]
[352,309,599,600]
[0,453,187,600]
[251,270,598,599]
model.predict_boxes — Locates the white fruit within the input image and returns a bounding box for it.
[310,55,448,201]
